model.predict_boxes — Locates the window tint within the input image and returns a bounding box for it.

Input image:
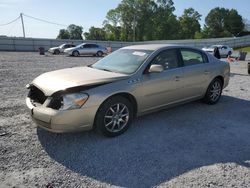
[84,44,91,48]
[90,44,98,48]
[151,49,179,70]
[181,49,204,66]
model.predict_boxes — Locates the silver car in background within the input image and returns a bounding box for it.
[64,43,108,57]
[26,44,230,137]
[48,43,75,55]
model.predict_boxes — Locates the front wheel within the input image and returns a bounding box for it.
[95,96,133,137]
[96,51,103,57]
[72,50,79,57]
[203,78,223,104]
[54,49,60,55]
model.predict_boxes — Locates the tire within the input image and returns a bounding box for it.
[203,78,223,105]
[96,51,103,57]
[72,50,80,57]
[54,49,60,55]
[228,51,232,56]
[95,96,134,137]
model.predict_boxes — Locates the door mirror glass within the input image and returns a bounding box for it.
[149,64,164,73]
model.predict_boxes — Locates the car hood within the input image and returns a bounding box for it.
[49,47,59,50]
[31,66,128,96]
[202,48,214,51]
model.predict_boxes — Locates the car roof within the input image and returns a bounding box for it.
[122,44,200,51]
[211,45,228,47]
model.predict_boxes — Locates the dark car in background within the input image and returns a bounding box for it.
[48,43,75,55]
[64,43,108,57]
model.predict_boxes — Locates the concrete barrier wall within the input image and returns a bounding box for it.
[0,35,250,52]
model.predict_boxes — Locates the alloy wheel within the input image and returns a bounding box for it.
[209,81,221,102]
[104,103,129,133]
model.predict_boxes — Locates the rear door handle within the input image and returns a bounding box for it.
[204,70,210,75]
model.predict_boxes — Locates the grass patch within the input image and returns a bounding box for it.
[234,46,250,52]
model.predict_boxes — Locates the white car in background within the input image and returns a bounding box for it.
[48,44,76,55]
[202,45,233,57]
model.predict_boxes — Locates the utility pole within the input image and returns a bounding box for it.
[20,13,26,38]
[133,15,136,42]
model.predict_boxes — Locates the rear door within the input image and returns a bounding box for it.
[179,48,211,99]
[89,44,99,54]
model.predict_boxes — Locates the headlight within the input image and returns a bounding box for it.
[59,93,88,111]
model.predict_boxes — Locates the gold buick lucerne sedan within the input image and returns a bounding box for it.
[26,44,230,137]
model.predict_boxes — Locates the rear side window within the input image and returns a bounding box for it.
[151,49,179,70]
[180,49,206,66]
[90,44,98,48]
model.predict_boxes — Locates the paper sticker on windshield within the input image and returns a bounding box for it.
[132,51,146,56]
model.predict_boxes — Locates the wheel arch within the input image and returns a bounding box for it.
[212,75,224,87]
[94,92,138,120]
[93,92,138,131]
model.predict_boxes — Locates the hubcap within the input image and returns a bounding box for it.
[209,81,221,102]
[104,103,129,133]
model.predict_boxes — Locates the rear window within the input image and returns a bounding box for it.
[181,49,207,66]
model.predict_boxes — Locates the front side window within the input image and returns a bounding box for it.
[92,49,153,74]
[181,49,204,66]
[151,49,179,70]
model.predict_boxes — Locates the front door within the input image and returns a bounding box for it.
[140,49,185,112]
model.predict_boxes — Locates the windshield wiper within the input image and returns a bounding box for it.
[98,68,113,72]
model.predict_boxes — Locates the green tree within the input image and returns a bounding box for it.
[103,0,180,41]
[84,27,107,40]
[152,0,180,40]
[225,9,244,36]
[179,8,201,39]
[67,24,83,39]
[57,29,70,39]
[204,7,244,38]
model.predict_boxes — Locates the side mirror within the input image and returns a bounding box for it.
[148,64,164,73]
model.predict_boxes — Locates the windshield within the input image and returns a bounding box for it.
[91,49,153,74]
[76,43,85,48]
[59,44,65,48]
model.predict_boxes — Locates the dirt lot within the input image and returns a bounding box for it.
[0,52,250,188]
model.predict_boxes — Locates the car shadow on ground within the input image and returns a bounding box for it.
[38,96,250,188]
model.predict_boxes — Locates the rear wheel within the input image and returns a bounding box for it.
[95,96,133,137]
[203,78,223,104]
[54,49,60,55]
[96,51,103,57]
[72,50,79,57]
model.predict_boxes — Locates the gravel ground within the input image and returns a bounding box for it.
[0,52,249,188]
